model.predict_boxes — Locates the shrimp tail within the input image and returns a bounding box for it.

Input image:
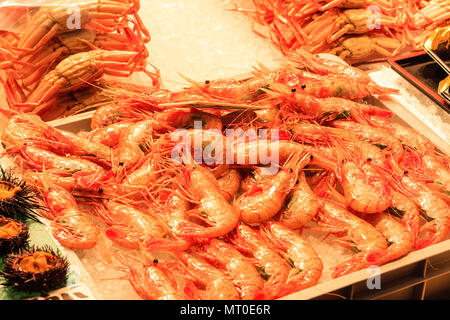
[252,290,267,300]
[105,226,141,250]
[332,249,386,279]
[174,220,213,238]
[415,219,449,250]
[183,279,201,300]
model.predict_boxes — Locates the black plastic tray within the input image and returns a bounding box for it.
[388,50,449,112]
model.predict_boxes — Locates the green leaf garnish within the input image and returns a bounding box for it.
[373,143,387,150]
[419,208,435,222]
[387,207,405,218]
[256,266,271,281]
[351,246,362,253]
[336,110,351,120]
[286,257,296,269]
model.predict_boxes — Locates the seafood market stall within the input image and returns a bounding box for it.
[0,0,449,300]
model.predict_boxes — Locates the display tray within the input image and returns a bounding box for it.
[388,50,450,110]
[46,94,450,301]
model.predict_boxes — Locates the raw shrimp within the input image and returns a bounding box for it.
[260,221,323,296]
[94,200,168,250]
[279,170,320,229]
[90,103,149,130]
[196,239,265,300]
[364,212,414,265]
[388,190,421,245]
[216,168,242,201]
[144,192,193,253]
[184,75,270,102]
[234,151,310,224]
[1,114,77,153]
[19,50,157,111]
[310,139,393,214]
[287,48,373,83]
[56,129,112,165]
[367,116,435,154]
[402,153,450,189]
[332,120,404,162]
[266,67,398,100]
[269,88,392,119]
[85,122,134,147]
[22,170,105,196]
[122,258,185,300]
[113,119,171,178]
[173,162,239,239]
[289,122,389,167]
[231,223,290,300]
[175,251,240,300]
[397,175,450,249]
[42,186,100,250]
[123,153,162,188]
[340,158,392,213]
[13,145,105,174]
[315,199,388,278]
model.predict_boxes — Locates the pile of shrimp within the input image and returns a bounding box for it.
[230,0,450,63]
[1,50,449,300]
[0,0,160,121]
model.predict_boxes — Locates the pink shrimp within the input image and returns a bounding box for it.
[196,239,265,300]
[231,223,290,300]
[397,175,450,249]
[118,255,185,300]
[279,170,320,229]
[310,139,393,214]
[144,191,193,253]
[94,200,168,250]
[260,221,323,297]
[172,162,239,239]
[315,198,388,278]
[175,251,240,300]
[13,145,105,174]
[85,122,134,148]
[364,212,414,265]
[331,120,404,163]
[22,170,106,196]
[234,151,310,224]
[388,190,421,245]
[43,186,100,250]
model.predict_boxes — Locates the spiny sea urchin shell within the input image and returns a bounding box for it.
[0,216,29,255]
[1,245,69,293]
[0,166,43,222]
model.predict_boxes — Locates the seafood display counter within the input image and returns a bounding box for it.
[45,74,450,300]
[0,0,449,301]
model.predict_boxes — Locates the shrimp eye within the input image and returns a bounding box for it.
[367,158,372,162]
[119,162,124,166]
[291,88,296,93]
[301,84,306,89]
[310,155,314,160]
[205,80,210,84]
[403,170,408,175]
[98,188,103,194]
[153,259,159,264]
